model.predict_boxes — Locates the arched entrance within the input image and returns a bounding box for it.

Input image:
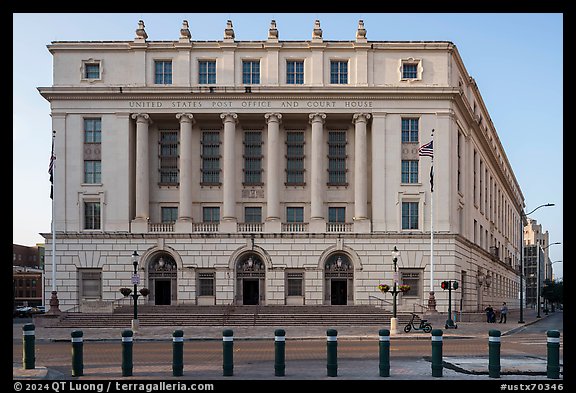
[324,253,354,305]
[148,254,177,305]
[236,254,266,305]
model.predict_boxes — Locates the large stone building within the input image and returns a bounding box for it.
[39,19,525,314]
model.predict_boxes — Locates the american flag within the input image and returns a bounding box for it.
[418,140,433,157]
[49,136,55,199]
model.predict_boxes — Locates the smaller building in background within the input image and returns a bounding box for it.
[13,244,44,308]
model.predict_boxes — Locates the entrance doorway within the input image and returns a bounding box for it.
[154,280,171,305]
[236,254,266,305]
[330,280,348,305]
[242,279,260,305]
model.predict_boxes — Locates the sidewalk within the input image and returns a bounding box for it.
[13,309,563,380]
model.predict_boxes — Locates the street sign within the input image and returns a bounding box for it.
[131,274,140,285]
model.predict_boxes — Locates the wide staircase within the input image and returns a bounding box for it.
[53,304,421,328]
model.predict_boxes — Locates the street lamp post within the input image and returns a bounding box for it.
[519,203,554,324]
[389,246,401,334]
[537,242,561,318]
[131,251,140,331]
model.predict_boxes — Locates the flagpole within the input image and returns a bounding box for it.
[48,130,61,314]
[427,129,437,313]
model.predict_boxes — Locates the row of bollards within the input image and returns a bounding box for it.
[21,323,562,379]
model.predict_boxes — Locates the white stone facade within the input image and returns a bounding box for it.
[39,19,525,313]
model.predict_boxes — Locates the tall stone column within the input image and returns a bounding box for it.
[309,113,326,233]
[264,113,282,233]
[220,112,238,232]
[353,113,371,233]
[175,113,195,232]
[131,113,151,233]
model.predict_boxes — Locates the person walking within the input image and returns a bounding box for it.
[499,302,508,323]
[485,305,494,323]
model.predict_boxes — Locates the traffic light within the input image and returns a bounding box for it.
[441,281,449,290]
[452,281,458,290]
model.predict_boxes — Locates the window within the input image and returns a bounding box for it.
[401,118,419,143]
[286,131,305,185]
[198,272,215,296]
[401,202,418,230]
[402,63,418,79]
[328,207,346,223]
[161,207,178,223]
[328,131,347,185]
[242,60,260,84]
[84,118,102,143]
[84,160,102,184]
[457,131,463,193]
[244,131,263,185]
[286,207,304,223]
[84,63,100,79]
[201,131,221,184]
[330,61,348,84]
[154,61,172,84]
[159,131,179,184]
[84,202,101,230]
[245,207,262,223]
[401,160,418,184]
[203,207,220,223]
[286,271,304,296]
[400,269,422,297]
[79,268,102,299]
[199,60,216,84]
[286,60,304,84]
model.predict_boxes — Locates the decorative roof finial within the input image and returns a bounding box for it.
[224,20,235,41]
[135,20,148,42]
[356,19,367,42]
[268,19,278,41]
[180,20,191,42]
[312,19,322,41]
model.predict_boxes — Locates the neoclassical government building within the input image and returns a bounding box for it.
[39,19,525,313]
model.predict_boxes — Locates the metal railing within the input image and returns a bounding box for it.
[368,295,394,309]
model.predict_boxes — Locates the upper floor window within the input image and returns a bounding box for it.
[159,131,178,184]
[328,207,346,223]
[286,60,304,84]
[401,201,419,230]
[402,63,418,79]
[328,131,347,185]
[286,207,304,223]
[203,207,220,223]
[243,131,263,185]
[84,201,101,230]
[201,131,221,185]
[85,63,100,79]
[286,131,305,185]
[401,160,418,184]
[401,118,419,143]
[242,60,260,84]
[330,61,348,84]
[84,160,102,184]
[161,207,178,223]
[245,207,262,223]
[199,60,216,84]
[154,61,172,85]
[84,118,102,143]
[400,58,422,81]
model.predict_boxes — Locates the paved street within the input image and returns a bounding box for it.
[13,308,564,381]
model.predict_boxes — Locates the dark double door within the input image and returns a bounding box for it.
[242,279,260,305]
[154,280,171,305]
[330,279,348,305]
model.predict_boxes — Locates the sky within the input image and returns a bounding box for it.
[12,13,563,279]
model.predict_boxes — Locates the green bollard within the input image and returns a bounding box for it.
[172,330,184,377]
[326,329,338,377]
[22,323,35,370]
[274,329,286,377]
[488,330,501,378]
[121,330,134,377]
[547,330,561,379]
[431,329,443,377]
[222,329,234,376]
[379,329,390,377]
[71,330,84,377]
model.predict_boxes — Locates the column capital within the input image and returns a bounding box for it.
[264,113,282,124]
[308,113,326,124]
[176,113,196,124]
[352,113,372,123]
[131,113,152,124]
[220,112,238,123]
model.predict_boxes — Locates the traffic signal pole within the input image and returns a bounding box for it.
[442,281,458,329]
